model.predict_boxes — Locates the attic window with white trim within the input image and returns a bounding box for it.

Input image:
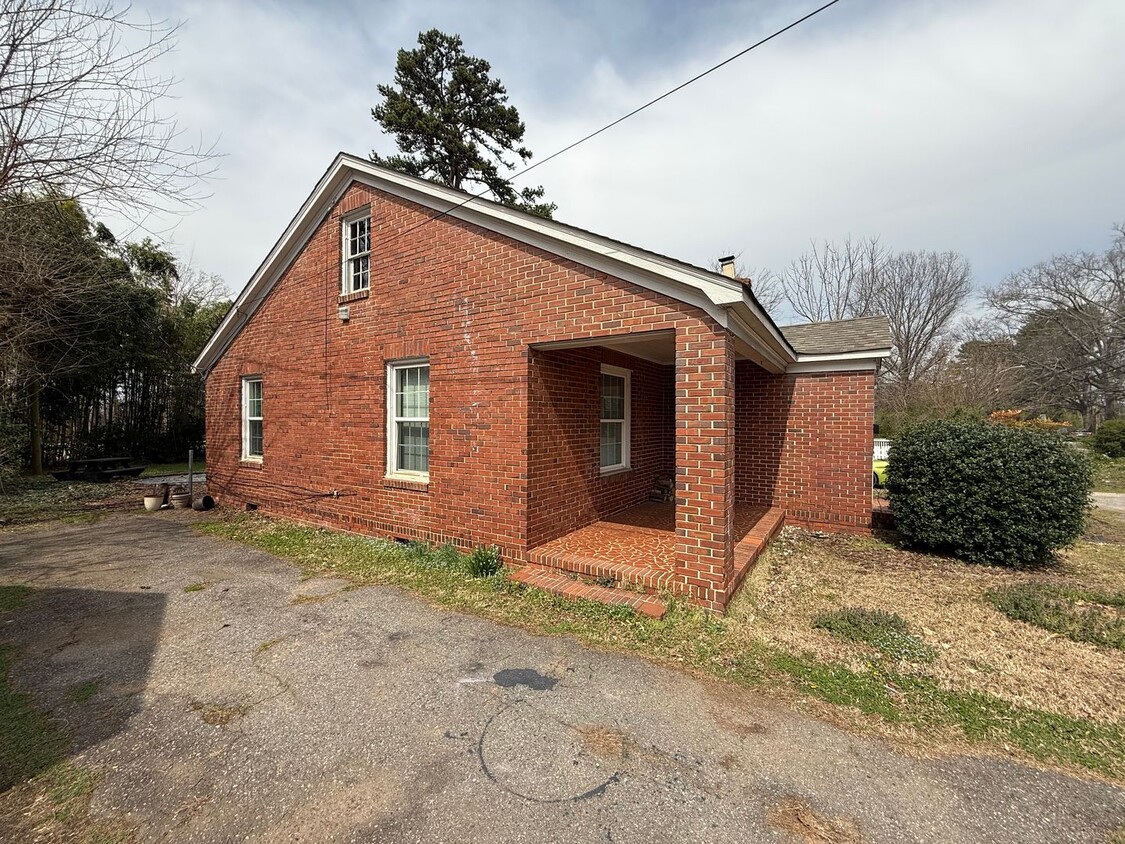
[342,213,370,293]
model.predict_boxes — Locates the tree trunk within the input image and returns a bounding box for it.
[28,379,43,475]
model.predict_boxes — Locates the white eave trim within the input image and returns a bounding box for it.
[786,348,892,374]
[193,153,806,375]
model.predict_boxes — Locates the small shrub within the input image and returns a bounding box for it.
[1091,420,1125,459]
[465,545,502,578]
[987,583,1125,650]
[887,421,1093,566]
[812,607,935,663]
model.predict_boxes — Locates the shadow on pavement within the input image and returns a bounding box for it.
[0,583,165,784]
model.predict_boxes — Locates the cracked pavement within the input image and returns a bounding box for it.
[1,513,1123,843]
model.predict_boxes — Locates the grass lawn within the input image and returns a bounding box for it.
[1093,455,1125,493]
[0,475,137,528]
[140,461,205,478]
[197,509,1125,782]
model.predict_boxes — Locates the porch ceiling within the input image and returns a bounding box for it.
[531,330,675,364]
[531,330,768,368]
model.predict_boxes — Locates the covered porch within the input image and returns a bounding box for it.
[525,325,787,612]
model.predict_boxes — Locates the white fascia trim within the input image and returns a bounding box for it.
[786,357,884,374]
[193,157,353,373]
[795,348,892,364]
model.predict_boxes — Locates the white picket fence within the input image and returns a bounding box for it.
[873,438,891,461]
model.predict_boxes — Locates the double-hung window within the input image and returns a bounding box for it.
[342,213,370,293]
[241,376,263,460]
[387,359,429,478]
[599,365,630,472]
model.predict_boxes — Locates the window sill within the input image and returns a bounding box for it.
[239,458,263,469]
[383,474,429,492]
[599,466,631,478]
[338,289,370,304]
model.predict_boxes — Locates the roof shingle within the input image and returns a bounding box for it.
[779,315,892,356]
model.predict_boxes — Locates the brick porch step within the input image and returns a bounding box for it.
[510,566,667,619]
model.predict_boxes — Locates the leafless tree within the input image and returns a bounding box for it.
[0,0,217,217]
[986,225,1125,429]
[710,253,784,314]
[779,236,886,322]
[933,318,1022,410]
[868,250,972,410]
[172,265,229,307]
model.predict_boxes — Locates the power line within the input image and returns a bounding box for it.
[388,0,844,243]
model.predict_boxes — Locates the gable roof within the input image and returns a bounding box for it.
[192,154,889,375]
[780,316,893,356]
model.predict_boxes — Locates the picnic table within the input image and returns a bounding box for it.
[52,457,147,483]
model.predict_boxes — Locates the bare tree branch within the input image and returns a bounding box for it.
[986,224,1125,427]
[779,236,886,322]
[0,0,218,218]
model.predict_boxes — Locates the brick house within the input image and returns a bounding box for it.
[194,154,890,613]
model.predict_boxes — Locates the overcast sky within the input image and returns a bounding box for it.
[133,0,1125,323]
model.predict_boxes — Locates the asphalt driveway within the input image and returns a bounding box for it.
[1,514,1122,843]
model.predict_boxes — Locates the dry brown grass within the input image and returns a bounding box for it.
[768,796,861,844]
[731,522,1125,724]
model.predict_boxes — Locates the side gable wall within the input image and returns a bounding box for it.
[205,182,716,559]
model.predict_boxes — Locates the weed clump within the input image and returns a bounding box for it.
[987,583,1125,650]
[813,607,936,663]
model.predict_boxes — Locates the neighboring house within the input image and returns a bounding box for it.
[193,154,891,612]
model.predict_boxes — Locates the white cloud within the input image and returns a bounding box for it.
[126,0,1125,320]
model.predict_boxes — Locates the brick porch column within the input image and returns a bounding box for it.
[674,324,736,611]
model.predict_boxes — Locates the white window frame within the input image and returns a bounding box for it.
[341,210,371,294]
[386,358,430,480]
[241,376,263,461]
[599,364,631,474]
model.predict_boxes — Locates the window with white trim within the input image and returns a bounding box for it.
[241,376,263,460]
[599,365,630,472]
[387,359,429,477]
[342,213,370,293]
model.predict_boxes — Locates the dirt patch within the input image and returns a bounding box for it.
[190,700,248,727]
[575,725,629,760]
[768,796,861,843]
[732,528,1125,723]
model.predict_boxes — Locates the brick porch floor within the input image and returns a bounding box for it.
[526,501,785,596]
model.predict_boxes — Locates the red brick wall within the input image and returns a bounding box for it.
[205,181,709,562]
[527,347,673,547]
[675,325,737,609]
[735,362,874,533]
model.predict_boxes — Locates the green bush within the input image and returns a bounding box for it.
[987,583,1125,650]
[887,421,1092,566]
[812,607,935,663]
[1091,419,1125,459]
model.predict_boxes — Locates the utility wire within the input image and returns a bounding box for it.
[388,0,844,242]
[216,0,844,358]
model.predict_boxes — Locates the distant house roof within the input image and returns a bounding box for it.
[780,316,893,356]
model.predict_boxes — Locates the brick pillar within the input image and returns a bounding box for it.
[674,324,736,611]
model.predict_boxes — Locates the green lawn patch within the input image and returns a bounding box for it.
[0,475,131,527]
[140,462,205,478]
[67,681,99,705]
[198,513,1125,781]
[812,607,936,663]
[987,583,1125,650]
